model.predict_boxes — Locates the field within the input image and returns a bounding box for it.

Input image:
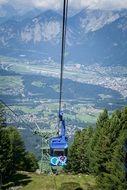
[2,172,97,190]
[0,76,24,95]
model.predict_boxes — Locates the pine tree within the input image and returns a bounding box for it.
[0,127,13,182]
[120,107,127,130]
[98,129,127,190]
[24,152,38,172]
[89,109,109,174]
[66,131,81,173]
[78,127,93,173]
[0,103,7,128]
[66,128,93,173]
[8,127,26,172]
[0,104,12,182]
[97,107,127,189]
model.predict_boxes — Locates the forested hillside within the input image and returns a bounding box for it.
[0,104,38,187]
[66,107,127,189]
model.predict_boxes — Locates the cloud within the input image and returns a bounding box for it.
[0,0,127,11]
[91,0,127,10]
[69,0,127,10]
[0,0,8,4]
[32,0,62,10]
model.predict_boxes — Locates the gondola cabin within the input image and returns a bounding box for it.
[50,136,68,166]
[50,119,68,166]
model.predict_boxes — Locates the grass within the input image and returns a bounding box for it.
[11,105,39,114]
[98,94,112,100]
[2,173,32,190]
[0,76,23,87]
[65,113,97,124]
[2,172,97,190]
[76,114,97,124]
[0,55,18,62]
[51,84,60,93]
[32,81,46,88]
[0,76,24,95]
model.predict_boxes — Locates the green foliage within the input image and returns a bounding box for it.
[0,104,6,128]
[96,109,109,129]
[0,127,13,181]
[97,108,127,190]
[1,101,127,190]
[88,109,109,174]
[2,170,96,190]
[58,182,81,190]
[66,127,93,173]
[8,127,26,172]
[0,103,38,184]
[67,107,127,190]
[24,152,38,172]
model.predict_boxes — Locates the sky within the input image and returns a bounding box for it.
[0,0,127,13]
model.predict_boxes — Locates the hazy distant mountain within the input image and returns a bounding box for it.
[67,9,127,65]
[0,4,17,24]
[0,8,127,65]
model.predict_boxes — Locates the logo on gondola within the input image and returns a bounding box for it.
[51,156,67,166]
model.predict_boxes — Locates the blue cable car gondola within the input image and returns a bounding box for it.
[50,113,68,166]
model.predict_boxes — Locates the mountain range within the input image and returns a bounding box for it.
[0,5,127,66]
